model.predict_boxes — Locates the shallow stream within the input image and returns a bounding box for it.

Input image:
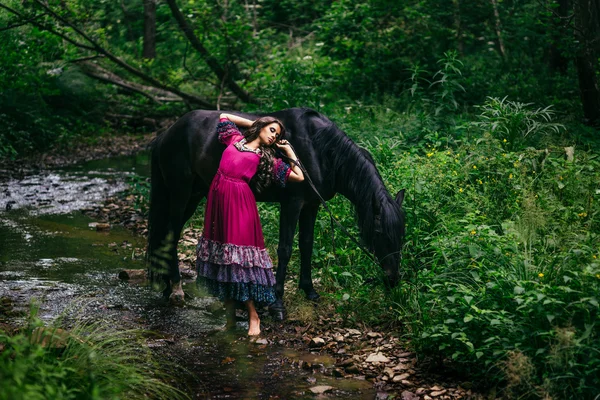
[0,153,375,399]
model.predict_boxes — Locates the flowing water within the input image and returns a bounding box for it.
[0,153,375,399]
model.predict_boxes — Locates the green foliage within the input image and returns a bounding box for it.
[0,303,188,400]
[473,97,565,150]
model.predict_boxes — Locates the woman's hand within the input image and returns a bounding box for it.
[275,139,293,154]
[276,140,304,182]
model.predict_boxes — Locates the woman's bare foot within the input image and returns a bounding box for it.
[245,300,261,336]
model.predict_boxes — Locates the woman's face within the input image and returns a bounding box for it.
[258,123,282,146]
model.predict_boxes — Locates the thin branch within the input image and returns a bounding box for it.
[0,3,95,50]
[31,0,215,108]
[0,13,44,32]
[165,0,257,104]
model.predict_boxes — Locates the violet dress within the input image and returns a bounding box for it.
[196,118,291,304]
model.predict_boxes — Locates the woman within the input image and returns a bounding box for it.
[196,113,304,336]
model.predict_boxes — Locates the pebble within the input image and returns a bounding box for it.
[309,337,325,348]
[430,390,447,397]
[309,385,334,394]
[366,353,390,363]
[392,373,410,382]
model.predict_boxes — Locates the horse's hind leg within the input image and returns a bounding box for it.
[298,203,320,301]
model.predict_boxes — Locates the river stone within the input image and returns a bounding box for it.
[347,328,361,336]
[345,364,360,374]
[334,335,345,342]
[430,390,447,397]
[392,373,411,382]
[384,367,395,378]
[366,353,390,363]
[367,331,381,338]
[401,391,419,400]
[309,385,334,394]
[309,337,325,347]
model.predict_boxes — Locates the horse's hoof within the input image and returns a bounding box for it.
[169,291,185,306]
[304,289,320,302]
[268,302,286,321]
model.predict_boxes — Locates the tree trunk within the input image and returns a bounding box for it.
[143,0,156,59]
[574,0,600,125]
[549,0,570,74]
[452,0,464,56]
[490,0,507,59]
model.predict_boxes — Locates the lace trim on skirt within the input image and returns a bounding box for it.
[196,277,276,305]
[196,236,273,269]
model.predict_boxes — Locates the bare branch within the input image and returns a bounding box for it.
[165,0,257,104]
[29,0,215,108]
[77,61,182,104]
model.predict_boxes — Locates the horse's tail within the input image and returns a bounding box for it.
[147,135,170,286]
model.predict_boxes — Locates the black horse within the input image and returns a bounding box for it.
[148,107,405,318]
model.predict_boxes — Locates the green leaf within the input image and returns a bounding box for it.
[546,314,555,323]
[514,286,525,295]
[464,314,474,323]
[490,319,501,325]
[342,293,350,301]
[464,296,473,305]
[476,351,483,359]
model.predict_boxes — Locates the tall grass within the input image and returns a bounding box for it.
[0,303,189,400]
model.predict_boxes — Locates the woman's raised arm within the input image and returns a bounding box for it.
[220,113,254,128]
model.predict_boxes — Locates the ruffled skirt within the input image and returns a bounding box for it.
[195,235,276,305]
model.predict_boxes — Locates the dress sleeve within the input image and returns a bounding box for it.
[272,158,292,188]
[217,117,243,145]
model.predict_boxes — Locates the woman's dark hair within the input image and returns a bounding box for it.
[244,116,286,194]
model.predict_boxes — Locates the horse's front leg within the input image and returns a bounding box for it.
[269,199,302,321]
[298,203,320,301]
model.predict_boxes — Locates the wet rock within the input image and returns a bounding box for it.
[309,337,325,348]
[254,338,268,345]
[366,352,390,363]
[392,373,411,382]
[118,269,146,281]
[401,380,413,387]
[334,335,345,342]
[95,222,110,231]
[346,328,361,336]
[376,391,389,400]
[309,385,334,394]
[423,396,432,400]
[332,368,344,377]
[367,331,381,338]
[401,391,419,400]
[430,390,447,397]
[415,388,427,395]
[383,367,395,378]
[345,364,360,374]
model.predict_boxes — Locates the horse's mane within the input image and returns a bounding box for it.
[308,113,403,251]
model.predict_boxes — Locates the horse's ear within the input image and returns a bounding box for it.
[395,189,405,207]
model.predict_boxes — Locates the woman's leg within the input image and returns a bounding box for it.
[224,299,236,330]
[245,300,261,336]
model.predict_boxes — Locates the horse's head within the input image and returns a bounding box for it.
[372,189,406,287]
